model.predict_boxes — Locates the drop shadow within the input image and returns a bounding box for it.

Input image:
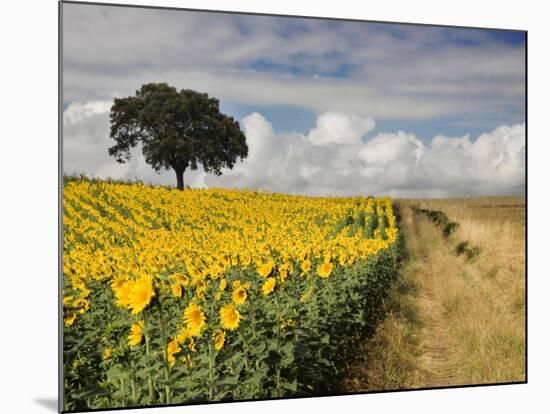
[34,397,58,412]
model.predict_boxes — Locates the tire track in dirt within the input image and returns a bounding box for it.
[341,205,460,391]
[403,205,459,388]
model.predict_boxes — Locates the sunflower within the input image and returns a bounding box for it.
[102,348,112,361]
[113,280,133,308]
[262,277,276,296]
[170,273,190,287]
[213,330,226,351]
[128,320,144,347]
[220,304,242,331]
[231,286,247,306]
[301,259,312,273]
[317,262,334,278]
[63,296,74,307]
[240,253,251,266]
[167,338,181,367]
[338,253,347,266]
[64,312,77,327]
[258,260,274,277]
[183,302,206,336]
[176,327,192,344]
[171,283,182,297]
[187,265,201,280]
[73,298,90,312]
[219,278,228,291]
[127,275,155,315]
[279,262,292,282]
[188,337,196,352]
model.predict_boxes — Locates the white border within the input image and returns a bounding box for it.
[2,1,547,413]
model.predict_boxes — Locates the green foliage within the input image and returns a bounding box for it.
[108,83,248,189]
[413,207,459,238]
[442,222,460,238]
[63,220,399,410]
[454,240,481,261]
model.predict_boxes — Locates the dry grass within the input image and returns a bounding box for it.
[342,197,525,392]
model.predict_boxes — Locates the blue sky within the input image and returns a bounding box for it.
[215,20,525,139]
[62,4,526,197]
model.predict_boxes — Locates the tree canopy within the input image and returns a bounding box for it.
[108,83,248,189]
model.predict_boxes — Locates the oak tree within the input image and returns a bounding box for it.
[108,83,248,190]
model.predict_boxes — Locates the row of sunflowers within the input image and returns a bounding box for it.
[62,178,399,410]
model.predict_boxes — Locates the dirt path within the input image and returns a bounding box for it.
[342,204,461,391]
[342,198,525,392]
[405,207,458,387]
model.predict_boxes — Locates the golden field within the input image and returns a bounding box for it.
[62,179,399,410]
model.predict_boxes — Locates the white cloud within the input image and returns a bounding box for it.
[308,112,375,145]
[356,123,525,197]
[63,103,525,198]
[63,101,112,125]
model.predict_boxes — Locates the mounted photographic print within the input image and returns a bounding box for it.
[60,1,526,412]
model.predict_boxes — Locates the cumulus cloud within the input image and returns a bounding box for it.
[356,124,525,197]
[63,100,112,125]
[308,112,375,146]
[204,114,524,197]
[63,102,525,198]
[63,101,176,186]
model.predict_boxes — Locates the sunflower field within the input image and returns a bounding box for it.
[62,178,399,410]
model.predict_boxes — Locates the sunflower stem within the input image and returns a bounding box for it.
[238,328,249,398]
[208,341,215,400]
[274,290,282,398]
[156,299,172,405]
[130,374,137,404]
[249,297,257,340]
[144,333,155,401]
[119,378,127,406]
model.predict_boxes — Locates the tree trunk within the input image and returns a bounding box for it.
[175,168,185,190]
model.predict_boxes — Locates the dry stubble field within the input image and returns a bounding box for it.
[342,196,525,391]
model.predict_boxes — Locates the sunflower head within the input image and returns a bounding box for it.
[219,278,228,291]
[167,338,182,367]
[102,348,112,361]
[171,283,182,297]
[176,327,192,344]
[63,296,74,307]
[183,302,206,336]
[213,330,226,351]
[231,286,247,306]
[301,259,312,273]
[170,273,190,287]
[262,277,276,296]
[127,275,155,315]
[112,280,133,309]
[128,320,144,347]
[317,262,334,278]
[219,304,242,331]
[64,312,77,327]
[338,253,347,266]
[258,261,274,277]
